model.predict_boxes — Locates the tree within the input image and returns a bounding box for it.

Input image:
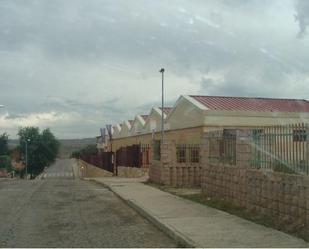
[0,133,9,155]
[0,155,11,171]
[18,127,60,178]
[71,144,97,158]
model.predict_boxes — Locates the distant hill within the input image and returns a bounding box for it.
[8,139,19,149]
[58,138,97,158]
[9,138,97,159]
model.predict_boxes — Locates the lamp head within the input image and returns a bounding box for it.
[159,68,165,73]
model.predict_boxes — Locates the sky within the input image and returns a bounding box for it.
[0,0,309,139]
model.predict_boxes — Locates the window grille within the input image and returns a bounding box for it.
[176,144,186,163]
[189,145,200,163]
[222,129,236,165]
[293,129,307,142]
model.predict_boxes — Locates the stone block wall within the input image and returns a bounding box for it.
[117,166,148,178]
[166,165,201,187]
[149,141,202,187]
[201,129,309,232]
[149,159,164,184]
[202,165,309,231]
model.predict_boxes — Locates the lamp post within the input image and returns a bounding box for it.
[25,138,30,179]
[106,124,116,175]
[159,68,165,144]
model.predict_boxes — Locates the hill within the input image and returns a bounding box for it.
[9,138,97,159]
[58,138,97,158]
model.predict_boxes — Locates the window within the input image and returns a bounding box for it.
[152,140,161,160]
[176,144,186,163]
[293,129,307,142]
[221,129,236,165]
[252,129,263,137]
[189,145,200,163]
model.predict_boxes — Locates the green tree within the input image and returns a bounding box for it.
[0,133,9,155]
[18,127,60,178]
[71,144,97,158]
[40,129,60,164]
[0,155,11,171]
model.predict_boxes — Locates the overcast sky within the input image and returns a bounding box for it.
[0,0,308,139]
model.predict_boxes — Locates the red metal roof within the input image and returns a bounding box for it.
[158,107,172,114]
[190,95,309,112]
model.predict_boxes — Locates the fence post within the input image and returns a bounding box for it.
[306,124,309,175]
[160,140,174,184]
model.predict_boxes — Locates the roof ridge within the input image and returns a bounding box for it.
[189,95,308,102]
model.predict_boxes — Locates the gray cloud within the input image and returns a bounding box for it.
[295,0,309,38]
[0,0,308,138]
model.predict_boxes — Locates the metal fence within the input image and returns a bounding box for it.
[250,123,309,174]
[208,130,236,165]
[80,152,114,173]
[116,144,141,168]
[140,144,151,168]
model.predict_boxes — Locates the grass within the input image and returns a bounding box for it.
[145,180,309,242]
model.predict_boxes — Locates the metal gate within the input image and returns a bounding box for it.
[116,144,141,168]
[101,152,114,173]
[81,152,114,173]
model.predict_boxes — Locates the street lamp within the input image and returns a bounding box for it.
[25,138,30,179]
[159,68,165,144]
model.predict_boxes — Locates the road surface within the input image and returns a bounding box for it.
[0,159,177,248]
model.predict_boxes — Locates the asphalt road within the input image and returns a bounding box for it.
[0,159,177,248]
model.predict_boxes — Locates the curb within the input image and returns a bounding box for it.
[89,178,198,248]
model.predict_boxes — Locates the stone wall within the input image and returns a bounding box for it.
[201,129,309,232]
[149,159,164,184]
[149,141,202,187]
[117,166,148,178]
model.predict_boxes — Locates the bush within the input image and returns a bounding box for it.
[0,155,12,171]
[71,144,97,158]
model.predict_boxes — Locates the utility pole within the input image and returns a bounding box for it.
[25,138,30,179]
[159,68,165,144]
[106,124,116,176]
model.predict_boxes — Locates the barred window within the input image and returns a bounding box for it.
[189,145,200,163]
[152,140,161,160]
[293,129,307,142]
[176,144,186,163]
[252,129,263,137]
[222,129,236,165]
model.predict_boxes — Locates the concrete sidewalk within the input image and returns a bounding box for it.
[90,177,308,248]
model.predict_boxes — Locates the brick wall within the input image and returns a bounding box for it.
[201,129,309,232]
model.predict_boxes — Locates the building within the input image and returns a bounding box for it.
[110,95,309,151]
[110,107,172,153]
